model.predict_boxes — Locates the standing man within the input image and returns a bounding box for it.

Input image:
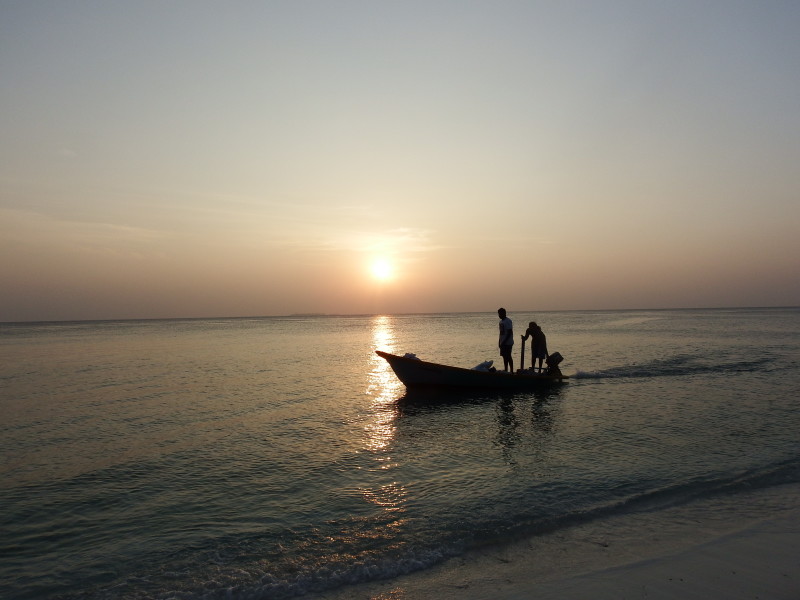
[497,308,514,372]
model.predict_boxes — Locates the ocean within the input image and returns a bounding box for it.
[1,308,799,599]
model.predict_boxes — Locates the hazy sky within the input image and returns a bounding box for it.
[2,1,799,321]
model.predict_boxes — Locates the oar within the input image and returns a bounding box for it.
[519,335,525,373]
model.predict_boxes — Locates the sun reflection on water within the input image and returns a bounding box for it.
[365,315,404,452]
[361,315,408,522]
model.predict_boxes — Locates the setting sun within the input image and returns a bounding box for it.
[370,258,393,281]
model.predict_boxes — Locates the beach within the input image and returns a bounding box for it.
[322,484,800,600]
[519,514,799,600]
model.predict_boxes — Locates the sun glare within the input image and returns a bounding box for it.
[370,258,393,281]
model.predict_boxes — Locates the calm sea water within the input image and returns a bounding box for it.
[1,308,799,599]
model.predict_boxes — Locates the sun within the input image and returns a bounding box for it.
[370,258,394,281]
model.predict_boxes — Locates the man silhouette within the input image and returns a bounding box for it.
[497,308,514,372]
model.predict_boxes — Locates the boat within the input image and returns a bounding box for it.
[376,350,568,390]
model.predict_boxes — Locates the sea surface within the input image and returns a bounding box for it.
[1,308,799,599]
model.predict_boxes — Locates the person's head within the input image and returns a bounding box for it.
[529,321,536,328]
[497,308,507,319]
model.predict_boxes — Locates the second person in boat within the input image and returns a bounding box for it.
[522,321,549,372]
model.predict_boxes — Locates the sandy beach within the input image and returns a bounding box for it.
[320,487,800,600]
[502,512,800,600]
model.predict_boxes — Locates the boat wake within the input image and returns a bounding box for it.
[573,354,773,380]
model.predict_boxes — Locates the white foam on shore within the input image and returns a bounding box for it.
[315,483,800,600]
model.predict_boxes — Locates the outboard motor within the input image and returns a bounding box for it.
[545,352,564,376]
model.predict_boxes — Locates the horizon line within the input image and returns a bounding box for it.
[2,305,798,326]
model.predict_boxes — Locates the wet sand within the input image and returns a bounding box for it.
[319,487,800,600]
[496,512,799,600]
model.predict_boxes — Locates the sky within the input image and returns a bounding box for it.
[1,1,799,321]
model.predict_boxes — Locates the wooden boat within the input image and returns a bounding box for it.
[376,350,568,390]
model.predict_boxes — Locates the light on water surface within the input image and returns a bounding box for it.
[365,316,403,453]
[361,316,407,526]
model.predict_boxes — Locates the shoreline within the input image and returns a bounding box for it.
[318,484,800,600]
[508,512,799,599]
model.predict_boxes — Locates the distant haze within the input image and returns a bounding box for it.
[2,1,798,321]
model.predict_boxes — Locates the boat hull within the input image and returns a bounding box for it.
[376,351,568,390]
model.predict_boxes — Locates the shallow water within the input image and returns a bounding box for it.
[1,308,798,599]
